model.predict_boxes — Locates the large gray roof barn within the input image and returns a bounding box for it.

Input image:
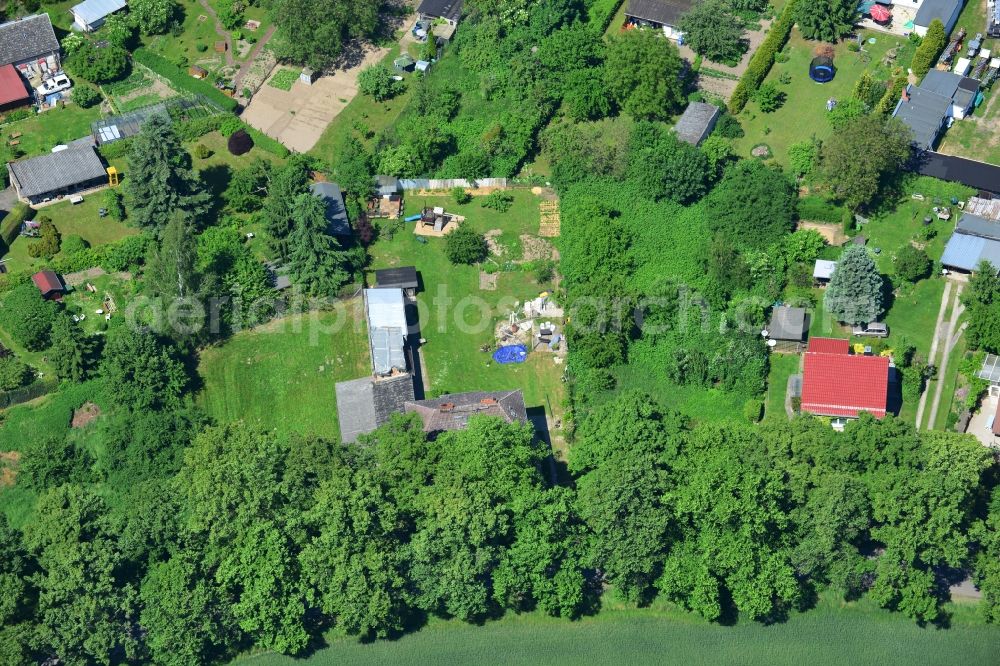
[914,0,964,35]
[417,0,463,23]
[0,14,59,68]
[941,214,1000,273]
[404,390,528,434]
[8,146,108,204]
[674,101,720,146]
[625,0,695,28]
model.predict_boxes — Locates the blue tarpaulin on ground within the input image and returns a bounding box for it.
[493,345,528,364]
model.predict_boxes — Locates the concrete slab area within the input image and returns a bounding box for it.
[241,45,389,153]
[968,395,1000,448]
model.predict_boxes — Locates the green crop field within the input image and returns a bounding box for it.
[268,69,300,91]
[237,598,1000,666]
[196,307,371,441]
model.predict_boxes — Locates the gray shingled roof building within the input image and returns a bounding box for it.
[892,85,951,151]
[768,306,808,342]
[914,0,964,35]
[404,390,528,434]
[309,182,351,237]
[919,70,979,117]
[0,14,60,68]
[417,0,463,23]
[335,374,415,443]
[625,0,695,28]
[941,214,1000,273]
[674,101,720,146]
[8,146,108,204]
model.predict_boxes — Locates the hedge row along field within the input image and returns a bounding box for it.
[131,49,240,113]
[0,203,36,255]
[729,0,801,113]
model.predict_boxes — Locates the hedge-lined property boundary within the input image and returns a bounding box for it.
[0,203,35,253]
[729,0,800,113]
[589,0,624,34]
[132,49,239,113]
[0,378,58,409]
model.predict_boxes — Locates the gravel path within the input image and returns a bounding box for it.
[915,280,953,427]
[234,25,276,91]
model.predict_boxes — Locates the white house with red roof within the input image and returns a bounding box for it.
[800,337,889,428]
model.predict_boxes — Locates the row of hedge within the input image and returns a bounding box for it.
[588,0,624,34]
[0,203,36,254]
[132,49,239,113]
[0,378,58,410]
[729,0,801,114]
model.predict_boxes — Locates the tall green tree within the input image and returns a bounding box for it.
[23,486,142,665]
[627,122,709,204]
[679,0,747,64]
[824,245,885,324]
[47,312,95,382]
[128,0,174,35]
[910,20,947,78]
[174,424,314,655]
[125,115,211,234]
[0,284,58,351]
[145,213,220,344]
[704,159,797,250]
[261,155,311,251]
[797,0,857,42]
[273,0,381,69]
[285,193,350,297]
[99,328,188,411]
[819,114,912,210]
[571,392,679,602]
[604,29,685,120]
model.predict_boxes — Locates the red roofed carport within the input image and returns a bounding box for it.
[31,270,65,301]
[0,64,31,112]
[801,338,889,422]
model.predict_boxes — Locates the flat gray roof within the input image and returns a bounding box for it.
[335,378,378,443]
[956,213,1000,240]
[915,0,962,28]
[674,101,720,146]
[309,182,351,237]
[768,306,807,341]
[8,145,107,198]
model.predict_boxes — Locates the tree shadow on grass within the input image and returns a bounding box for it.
[198,164,232,221]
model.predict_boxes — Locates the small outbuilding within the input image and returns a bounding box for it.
[375,266,419,297]
[766,305,809,352]
[914,0,964,37]
[31,270,65,300]
[0,63,31,111]
[393,54,415,72]
[70,0,127,32]
[673,101,720,146]
[813,259,837,284]
[309,182,351,238]
[941,213,1000,273]
[978,353,1000,398]
[7,145,108,204]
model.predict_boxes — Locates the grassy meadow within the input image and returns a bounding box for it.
[196,307,371,441]
[237,595,1000,666]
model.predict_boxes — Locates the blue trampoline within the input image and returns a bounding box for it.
[493,345,528,364]
[810,56,836,83]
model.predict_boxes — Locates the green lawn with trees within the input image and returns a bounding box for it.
[5,1,1000,664]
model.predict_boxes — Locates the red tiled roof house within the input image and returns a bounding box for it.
[800,337,889,425]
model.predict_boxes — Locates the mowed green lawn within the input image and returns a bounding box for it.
[196,307,371,440]
[369,189,565,414]
[764,352,800,421]
[734,29,900,165]
[238,598,1000,666]
[2,194,137,273]
[3,104,104,158]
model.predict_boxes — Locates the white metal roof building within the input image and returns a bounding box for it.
[364,288,409,377]
[813,259,837,281]
[71,0,127,31]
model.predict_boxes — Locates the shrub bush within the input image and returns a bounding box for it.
[131,49,239,112]
[481,190,514,213]
[911,20,945,79]
[103,189,126,222]
[451,186,472,205]
[174,115,224,141]
[71,84,102,108]
[0,284,58,351]
[743,398,764,422]
[26,217,60,259]
[0,355,32,390]
[755,82,785,112]
[444,223,488,265]
[895,244,932,282]
[194,143,213,159]
[227,129,253,155]
[219,116,243,137]
[97,137,135,160]
[729,0,800,113]
[61,235,89,255]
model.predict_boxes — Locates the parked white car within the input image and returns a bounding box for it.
[852,322,889,338]
[36,73,71,96]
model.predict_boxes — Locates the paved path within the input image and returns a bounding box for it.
[915,281,953,427]
[233,25,276,90]
[197,0,234,68]
[927,285,964,430]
